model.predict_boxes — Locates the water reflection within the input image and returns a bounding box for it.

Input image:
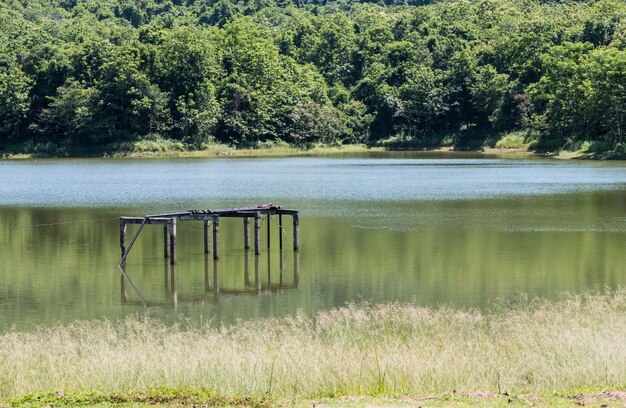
[1,179,626,330]
[120,250,300,308]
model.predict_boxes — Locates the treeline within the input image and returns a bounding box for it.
[1,0,626,154]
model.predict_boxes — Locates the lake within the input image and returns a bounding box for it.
[1,153,625,330]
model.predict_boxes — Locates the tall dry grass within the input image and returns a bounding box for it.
[1,291,626,399]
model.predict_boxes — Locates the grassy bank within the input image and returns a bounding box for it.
[2,291,626,406]
[0,143,570,160]
[2,135,625,160]
[9,389,626,407]
[0,140,380,159]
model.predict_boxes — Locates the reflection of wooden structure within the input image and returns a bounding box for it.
[119,205,299,266]
[120,250,300,308]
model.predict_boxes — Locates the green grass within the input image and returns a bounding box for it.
[9,388,269,407]
[8,388,626,407]
[493,132,531,150]
[0,140,379,159]
[377,133,457,150]
[554,140,626,160]
[2,291,626,406]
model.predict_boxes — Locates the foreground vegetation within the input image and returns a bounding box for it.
[1,291,626,406]
[2,0,626,156]
[9,389,626,407]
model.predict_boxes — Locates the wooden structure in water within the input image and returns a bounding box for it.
[118,204,299,266]
[120,250,300,307]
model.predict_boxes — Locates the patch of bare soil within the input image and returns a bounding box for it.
[456,391,547,405]
[455,391,508,398]
[518,394,544,405]
[569,391,626,405]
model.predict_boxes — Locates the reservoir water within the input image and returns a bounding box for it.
[0,153,625,330]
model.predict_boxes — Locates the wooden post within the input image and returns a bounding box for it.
[294,250,300,287]
[163,224,170,258]
[293,213,300,251]
[204,254,210,292]
[169,218,177,265]
[164,258,170,296]
[254,212,261,255]
[120,218,127,258]
[120,270,127,304]
[212,216,220,260]
[244,217,250,249]
[255,253,261,292]
[213,259,220,294]
[267,214,271,250]
[204,220,210,254]
[279,250,283,285]
[170,263,177,308]
[279,214,283,251]
[267,249,271,282]
[244,249,251,287]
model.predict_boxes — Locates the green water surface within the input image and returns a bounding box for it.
[0,154,624,330]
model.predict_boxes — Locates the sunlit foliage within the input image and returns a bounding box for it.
[1,0,626,153]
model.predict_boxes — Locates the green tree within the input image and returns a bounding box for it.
[307,14,358,86]
[528,43,593,148]
[93,47,169,143]
[41,81,100,145]
[0,64,32,142]
[153,28,223,145]
[396,64,448,136]
[585,48,626,145]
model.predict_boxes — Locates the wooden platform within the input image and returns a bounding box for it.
[119,204,299,266]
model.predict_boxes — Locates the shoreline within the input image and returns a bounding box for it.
[2,144,622,160]
[1,144,379,160]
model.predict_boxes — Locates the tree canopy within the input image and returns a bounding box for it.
[1,0,626,154]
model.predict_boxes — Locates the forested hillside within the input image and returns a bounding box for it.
[1,0,626,155]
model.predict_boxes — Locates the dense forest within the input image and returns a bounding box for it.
[1,0,626,155]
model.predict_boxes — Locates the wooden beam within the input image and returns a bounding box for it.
[267,214,271,250]
[169,218,177,265]
[254,212,261,255]
[163,224,170,258]
[293,213,300,251]
[244,217,250,249]
[279,214,283,250]
[177,214,221,222]
[120,218,127,258]
[120,217,171,225]
[204,220,210,254]
[212,216,220,260]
